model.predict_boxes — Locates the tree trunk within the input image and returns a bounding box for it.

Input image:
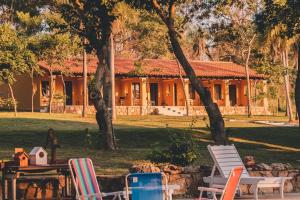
[82,38,88,117]
[110,34,116,120]
[91,38,117,150]
[295,44,300,126]
[176,60,190,116]
[61,73,66,113]
[31,69,35,113]
[49,69,54,115]
[168,28,228,145]
[244,35,256,117]
[283,50,294,122]
[8,83,17,117]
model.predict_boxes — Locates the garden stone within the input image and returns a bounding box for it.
[184,166,201,173]
[162,164,184,175]
[254,163,272,171]
[284,180,294,192]
[271,163,288,171]
[244,155,255,169]
[129,163,160,173]
[296,175,300,191]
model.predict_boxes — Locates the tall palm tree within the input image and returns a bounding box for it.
[264,24,298,122]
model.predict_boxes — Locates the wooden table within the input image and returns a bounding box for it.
[1,163,71,200]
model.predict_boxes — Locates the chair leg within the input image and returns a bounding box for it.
[213,193,217,200]
[237,186,242,197]
[280,185,284,199]
[198,190,203,200]
[253,185,259,200]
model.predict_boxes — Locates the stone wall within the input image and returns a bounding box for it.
[128,163,300,197]
[50,105,271,116]
[1,163,299,199]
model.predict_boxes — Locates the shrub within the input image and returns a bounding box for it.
[0,97,15,110]
[148,132,199,166]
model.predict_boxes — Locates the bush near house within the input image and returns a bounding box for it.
[148,132,200,166]
[0,97,15,110]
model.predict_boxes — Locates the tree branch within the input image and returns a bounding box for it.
[151,0,168,24]
[168,0,176,26]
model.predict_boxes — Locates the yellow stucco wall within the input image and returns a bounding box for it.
[0,74,42,111]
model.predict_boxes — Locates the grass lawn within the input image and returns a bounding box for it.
[0,112,299,175]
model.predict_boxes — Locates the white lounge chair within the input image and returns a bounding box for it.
[203,145,292,200]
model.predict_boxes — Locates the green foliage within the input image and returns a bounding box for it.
[131,12,171,58]
[148,132,199,166]
[0,23,34,84]
[29,33,80,67]
[59,0,118,52]
[129,61,144,76]
[112,2,172,58]
[0,97,15,110]
[256,0,300,38]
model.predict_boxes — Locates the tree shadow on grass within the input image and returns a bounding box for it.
[0,117,175,174]
[0,117,299,173]
[193,126,300,168]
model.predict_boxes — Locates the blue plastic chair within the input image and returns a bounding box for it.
[125,173,167,200]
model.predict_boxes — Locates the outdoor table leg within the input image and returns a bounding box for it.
[64,175,69,196]
[1,170,5,200]
[8,175,16,200]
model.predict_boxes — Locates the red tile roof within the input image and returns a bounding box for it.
[38,57,265,79]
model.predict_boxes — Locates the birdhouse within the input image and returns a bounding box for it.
[29,147,48,166]
[13,148,29,167]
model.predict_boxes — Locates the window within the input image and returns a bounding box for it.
[214,84,222,100]
[132,83,140,99]
[41,81,50,97]
[189,84,195,99]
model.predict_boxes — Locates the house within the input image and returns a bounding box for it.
[0,57,269,116]
[29,147,48,165]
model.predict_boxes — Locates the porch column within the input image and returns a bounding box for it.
[224,80,230,107]
[141,77,147,106]
[183,78,190,107]
[171,80,176,106]
[184,79,190,100]
[263,80,269,109]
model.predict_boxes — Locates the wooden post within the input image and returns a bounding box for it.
[8,175,16,200]
[141,78,147,106]
[110,34,116,120]
[224,80,230,107]
[82,38,88,118]
[2,167,7,199]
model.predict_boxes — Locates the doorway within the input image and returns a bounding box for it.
[65,81,73,105]
[150,83,158,106]
[229,85,237,106]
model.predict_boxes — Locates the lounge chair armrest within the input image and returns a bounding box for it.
[240,177,265,185]
[101,191,126,197]
[203,176,228,185]
[198,187,223,193]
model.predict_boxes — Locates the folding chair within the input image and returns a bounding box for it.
[69,158,124,200]
[125,172,175,200]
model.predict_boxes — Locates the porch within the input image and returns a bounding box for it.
[114,77,269,110]
[39,75,270,116]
